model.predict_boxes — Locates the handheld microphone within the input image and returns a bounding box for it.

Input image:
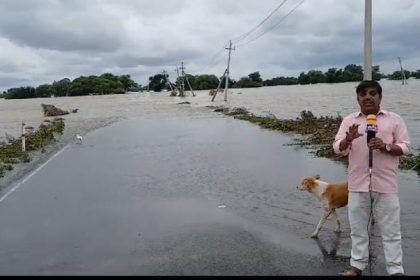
[366,114,377,171]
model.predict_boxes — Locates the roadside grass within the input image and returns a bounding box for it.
[0,118,65,178]
[209,106,420,174]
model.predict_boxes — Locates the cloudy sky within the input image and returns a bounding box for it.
[0,0,419,91]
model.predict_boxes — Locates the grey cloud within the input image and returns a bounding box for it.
[0,0,124,52]
[1,0,420,91]
[0,75,32,88]
[112,48,204,68]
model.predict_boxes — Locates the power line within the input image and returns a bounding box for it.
[197,1,289,74]
[197,0,305,78]
[197,45,226,74]
[232,0,288,44]
[200,53,226,74]
[236,0,305,48]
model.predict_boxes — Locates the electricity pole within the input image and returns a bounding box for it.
[398,57,408,85]
[211,69,227,102]
[163,70,176,95]
[176,66,184,97]
[364,0,372,80]
[180,62,186,97]
[181,62,196,96]
[224,40,234,101]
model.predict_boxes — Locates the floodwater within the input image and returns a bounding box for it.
[1,79,420,148]
[0,80,419,275]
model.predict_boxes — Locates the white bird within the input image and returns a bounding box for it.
[76,134,83,144]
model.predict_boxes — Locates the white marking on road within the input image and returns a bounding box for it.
[0,145,69,203]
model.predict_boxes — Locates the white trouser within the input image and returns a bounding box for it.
[348,192,404,275]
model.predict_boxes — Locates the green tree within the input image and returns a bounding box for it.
[184,74,196,90]
[148,73,167,92]
[298,72,310,84]
[68,76,94,96]
[325,68,344,83]
[194,74,219,90]
[93,77,125,94]
[343,64,363,81]
[307,70,326,84]
[51,78,71,97]
[220,76,236,88]
[118,74,138,91]
[389,70,411,80]
[235,77,260,88]
[372,65,383,81]
[100,73,119,82]
[263,76,298,86]
[4,87,36,99]
[35,84,52,98]
[248,72,263,85]
[232,72,264,88]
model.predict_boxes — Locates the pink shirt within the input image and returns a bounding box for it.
[333,109,410,193]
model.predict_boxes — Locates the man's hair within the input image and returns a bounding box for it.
[356,80,382,95]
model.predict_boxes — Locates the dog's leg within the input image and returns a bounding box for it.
[311,209,332,238]
[332,209,341,232]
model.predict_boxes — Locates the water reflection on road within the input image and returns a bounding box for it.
[1,117,419,275]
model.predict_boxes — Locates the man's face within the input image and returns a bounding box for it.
[357,86,381,115]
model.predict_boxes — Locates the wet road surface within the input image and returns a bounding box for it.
[0,116,419,275]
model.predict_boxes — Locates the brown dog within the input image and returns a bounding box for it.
[297,175,349,238]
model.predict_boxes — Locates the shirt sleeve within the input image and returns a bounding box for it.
[393,115,411,155]
[333,116,351,156]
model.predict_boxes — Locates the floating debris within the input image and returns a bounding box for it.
[41,104,69,117]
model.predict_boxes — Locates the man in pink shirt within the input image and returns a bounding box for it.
[333,80,410,276]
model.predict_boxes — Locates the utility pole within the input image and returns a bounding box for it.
[180,62,186,97]
[398,57,408,85]
[211,69,227,102]
[224,40,234,101]
[163,70,177,96]
[364,0,372,80]
[181,63,196,96]
[176,66,184,97]
[162,70,171,90]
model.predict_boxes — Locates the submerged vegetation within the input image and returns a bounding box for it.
[0,119,65,178]
[1,73,140,99]
[3,64,420,98]
[211,106,420,174]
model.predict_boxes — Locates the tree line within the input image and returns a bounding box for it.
[147,64,420,92]
[1,73,140,99]
[2,64,420,98]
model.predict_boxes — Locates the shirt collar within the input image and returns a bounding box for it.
[354,109,389,118]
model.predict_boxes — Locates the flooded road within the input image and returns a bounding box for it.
[0,117,419,275]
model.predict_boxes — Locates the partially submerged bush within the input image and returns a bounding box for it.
[0,118,65,178]
[218,107,420,174]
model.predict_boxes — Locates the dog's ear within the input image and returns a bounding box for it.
[314,174,321,180]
